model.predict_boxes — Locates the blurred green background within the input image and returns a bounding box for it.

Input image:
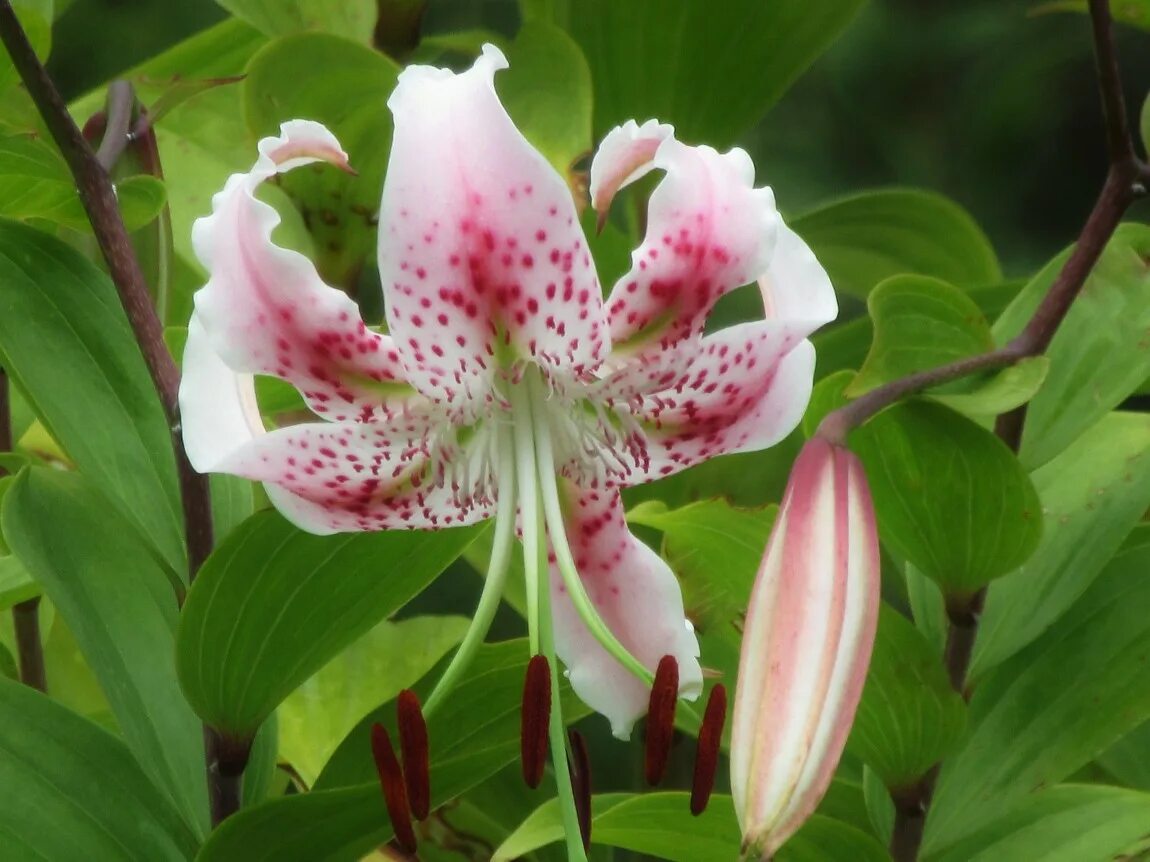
[46,0,1150,274]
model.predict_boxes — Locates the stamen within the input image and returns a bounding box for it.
[520,654,552,789]
[568,729,593,852]
[644,654,679,785]
[690,683,727,816]
[396,690,430,820]
[369,723,417,853]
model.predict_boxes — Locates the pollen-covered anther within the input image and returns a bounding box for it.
[644,654,679,785]
[396,689,431,820]
[520,654,552,789]
[569,729,593,852]
[690,683,727,816]
[370,723,418,853]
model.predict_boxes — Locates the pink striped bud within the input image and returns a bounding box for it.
[730,438,880,858]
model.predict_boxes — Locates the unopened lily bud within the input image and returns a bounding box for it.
[730,438,880,859]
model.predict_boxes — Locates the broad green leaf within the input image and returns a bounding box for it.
[927,785,1150,862]
[0,554,37,611]
[3,468,208,835]
[0,678,198,860]
[560,0,867,147]
[993,223,1150,468]
[0,1,51,93]
[1099,720,1150,790]
[314,638,590,790]
[802,369,854,438]
[813,316,873,379]
[971,412,1150,679]
[626,498,773,632]
[0,220,185,575]
[848,605,967,789]
[243,714,280,808]
[848,275,993,396]
[925,544,1150,853]
[243,32,399,287]
[216,0,375,42]
[201,641,588,861]
[792,189,1001,299]
[850,400,1042,595]
[494,793,887,862]
[863,765,895,847]
[905,563,947,655]
[500,22,592,175]
[279,615,469,785]
[0,135,168,230]
[177,510,481,737]
[929,356,1049,418]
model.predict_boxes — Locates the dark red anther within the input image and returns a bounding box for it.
[520,654,552,789]
[644,654,679,785]
[396,689,430,821]
[690,683,727,816]
[568,729,593,852]
[370,723,417,853]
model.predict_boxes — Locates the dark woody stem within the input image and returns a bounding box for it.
[0,1,240,825]
[885,2,1146,859]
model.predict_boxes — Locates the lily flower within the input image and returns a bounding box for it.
[179,41,835,814]
[730,438,881,859]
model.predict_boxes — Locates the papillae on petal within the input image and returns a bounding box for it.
[730,438,880,857]
[380,44,608,401]
[548,480,702,739]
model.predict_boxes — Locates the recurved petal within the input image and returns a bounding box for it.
[380,44,608,398]
[180,313,264,473]
[549,482,702,739]
[729,439,880,855]
[588,119,674,217]
[758,220,838,331]
[207,413,496,534]
[604,136,779,357]
[191,119,420,424]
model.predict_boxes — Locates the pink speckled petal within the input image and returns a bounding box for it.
[604,135,779,358]
[191,120,422,424]
[597,336,814,486]
[209,412,495,533]
[548,482,702,739]
[729,439,880,854]
[380,44,608,399]
[588,119,674,216]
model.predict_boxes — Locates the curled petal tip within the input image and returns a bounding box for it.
[730,439,880,853]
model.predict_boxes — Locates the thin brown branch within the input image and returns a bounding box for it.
[1088,0,1135,165]
[0,0,239,824]
[12,597,46,692]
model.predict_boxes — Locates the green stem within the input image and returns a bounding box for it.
[513,383,587,862]
[528,374,655,688]
[424,426,517,718]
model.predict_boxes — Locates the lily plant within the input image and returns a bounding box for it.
[179,44,837,856]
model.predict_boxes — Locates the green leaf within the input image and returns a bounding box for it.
[927,785,1150,862]
[499,22,592,175]
[929,356,1049,418]
[495,793,887,862]
[278,615,469,784]
[848,605,967,789]
[1099,720,1150,790]
[0,1,51,93]
[792,189,1001,299]
[561,0,866,147]
[0,554,37,611]
[242,31,399,287]
[626,498,773,632]
[993,223,1150,469]
[0,220,185,575]
[200,641,589,861]
[0,135,167,230]
[177,510,481,737]
[971,412,1150,679]
[850,400,1043,595]
[0,677,199,860]
[802,369,854,438]
[216,0,376,42]
[924,544,1150,853]
[3,468,208,835]
[848,275,993,397]
[243,713,280,809]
